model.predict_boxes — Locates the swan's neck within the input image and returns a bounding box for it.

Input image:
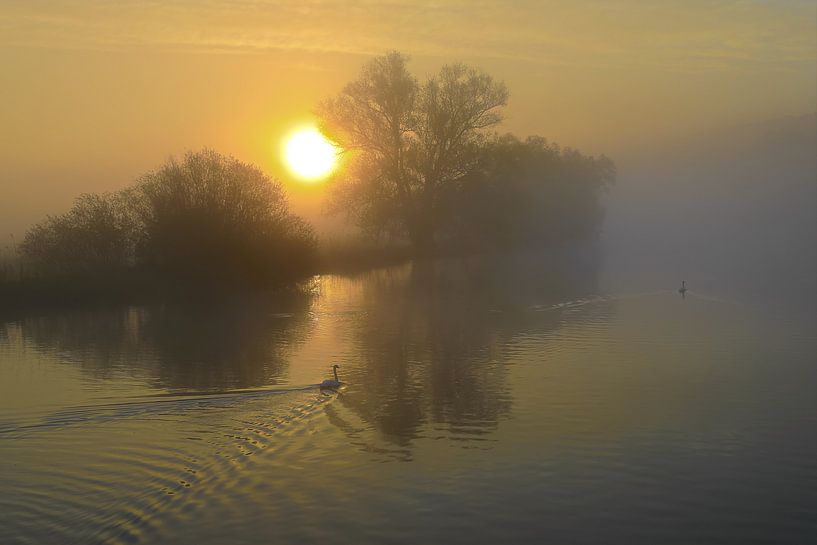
[333,368,339,382]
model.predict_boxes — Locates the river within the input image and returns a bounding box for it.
[1,251,815,544]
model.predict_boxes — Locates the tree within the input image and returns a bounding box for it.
[21,192,137,275]
[133,149,316,284]
[437,135,615,250]
[319,51,508,255]
[21,149,317,287]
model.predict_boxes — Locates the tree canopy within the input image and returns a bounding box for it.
[319,51,508,254]
[22,150,316,286]
[133,149,315,284]
[21,193,137,275]
[319,51,614,256]
[437,135,616,250]
[17,53,616,301]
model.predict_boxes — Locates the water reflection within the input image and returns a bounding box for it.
[137,298,313,390]
[6,291,315,392]
[3,247,608,449]
[3,250,816,545]
[334,249,607,451]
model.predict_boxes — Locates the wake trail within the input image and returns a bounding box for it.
[0,383,335,437]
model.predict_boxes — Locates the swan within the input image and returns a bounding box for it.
[320,364,343,389]
[679,280,688,295]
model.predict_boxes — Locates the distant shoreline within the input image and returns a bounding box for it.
[0,240,603,317]
[0,244,415,316]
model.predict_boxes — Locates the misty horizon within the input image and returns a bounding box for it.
[1,3,816,545]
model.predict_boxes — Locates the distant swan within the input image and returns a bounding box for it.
[679,281,688,295]
[320,364,342,389]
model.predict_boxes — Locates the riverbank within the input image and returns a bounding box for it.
[0,239,605,317]
[0,242,415,315]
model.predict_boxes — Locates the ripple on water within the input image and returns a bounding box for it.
[2,275,816,545]
[0,386,349,545]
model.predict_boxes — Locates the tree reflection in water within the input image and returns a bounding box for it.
[9,290,315,391]
[333,247,610,451]
[5,246,612,452]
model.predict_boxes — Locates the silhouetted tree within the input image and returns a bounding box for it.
[20,150,316,288]
[133,149,316,285]
[319,51,508,255]
[21,192,137,275]
[437,135,615,249]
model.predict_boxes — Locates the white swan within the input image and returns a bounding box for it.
[320,364,342,389]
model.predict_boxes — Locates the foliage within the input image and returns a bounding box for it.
[15,53,616,305]
[319,52,613,255]
[0,236,22,282]
[319,51,508,254]
[133,150,316,284]
[21,193,137,275]
[437,135,615,250]
[20,150,316,287]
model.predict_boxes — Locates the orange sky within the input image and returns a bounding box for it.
[1,1,815,238]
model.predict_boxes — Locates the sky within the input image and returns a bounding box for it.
[1,0,815,238]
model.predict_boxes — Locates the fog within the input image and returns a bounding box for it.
[603,113,817,308]
[2,4,817,543]
[2,1,815,243]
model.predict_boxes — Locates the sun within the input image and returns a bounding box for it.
[283,128,338,181]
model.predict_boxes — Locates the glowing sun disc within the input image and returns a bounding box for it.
[284,128,338,180]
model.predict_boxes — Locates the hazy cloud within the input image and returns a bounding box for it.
[2,1,814,72]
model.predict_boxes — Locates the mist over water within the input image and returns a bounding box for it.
[2,244,816,544]
[1,1,815,542]
[2,92,816,545]
[603,114,817,311]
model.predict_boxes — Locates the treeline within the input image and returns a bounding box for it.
[320,52,614,255]
[433,134,613,250]
[18,150,316,289]
[4,52,614,308]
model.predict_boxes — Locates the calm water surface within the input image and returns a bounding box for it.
[1,254,815,544]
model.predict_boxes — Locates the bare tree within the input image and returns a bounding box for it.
[319,51,508,254]
[133,149,316,283]
[20,150,317,286]
[21,192,137,275]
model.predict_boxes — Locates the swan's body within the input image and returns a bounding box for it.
[320,364,343,389]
